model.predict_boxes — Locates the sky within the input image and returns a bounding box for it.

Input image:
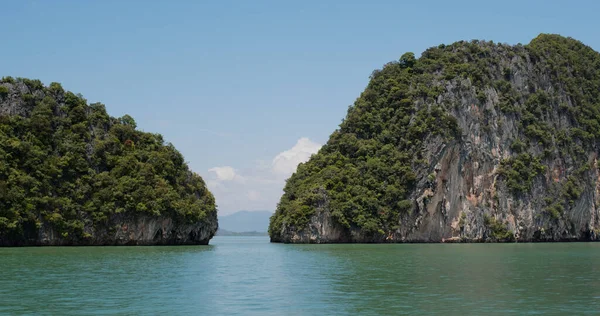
[1,0,599,215]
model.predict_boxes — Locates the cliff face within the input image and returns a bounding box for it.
[270,34,600,243]
[6,213,218,246]
[0,79,217,246]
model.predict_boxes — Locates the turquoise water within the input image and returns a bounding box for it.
[1,237,600,315]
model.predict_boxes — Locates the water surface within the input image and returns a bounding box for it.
[1,237,599,315]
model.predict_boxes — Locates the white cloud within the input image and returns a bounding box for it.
[208,166,237,181]
[206,137,321,215]
[205,180,223,190]
[272,137,321,176]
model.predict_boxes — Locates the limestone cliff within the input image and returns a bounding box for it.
[270,34,600,243]
[0,78,217,246]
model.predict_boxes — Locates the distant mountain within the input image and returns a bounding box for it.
[215,229,268,236]
[218,210,272,233]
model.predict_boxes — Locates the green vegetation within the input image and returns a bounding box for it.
[543,173,586,220]
[0,79,216,242]
[458,212,467,228]
[1,76,15,84]
[270,34,600,240]
[0,86,8,98]
[497,153,545,194]
[484,215,514,241]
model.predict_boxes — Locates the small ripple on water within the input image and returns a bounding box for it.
[1,238,600,314]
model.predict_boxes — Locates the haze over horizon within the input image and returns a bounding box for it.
[1,0,599,215]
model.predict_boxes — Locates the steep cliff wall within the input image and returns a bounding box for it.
[0,78,217,246]
[270,34,600,243]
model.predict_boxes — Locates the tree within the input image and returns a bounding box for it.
[399,52,416,68]
[119,114,137,129]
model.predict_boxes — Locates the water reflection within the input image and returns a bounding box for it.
[290,243,600,314]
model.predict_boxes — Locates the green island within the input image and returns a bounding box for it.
[0,78,217,245]
[269,34,600,243]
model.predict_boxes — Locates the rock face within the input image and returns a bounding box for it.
[0,78,218,246]
[5,213,218,246]
[270,34,600,243]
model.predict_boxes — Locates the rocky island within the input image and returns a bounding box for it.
[270,34,600,243]
[0,78,217,245]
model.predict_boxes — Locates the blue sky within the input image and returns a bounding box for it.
[1,0,599,214]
